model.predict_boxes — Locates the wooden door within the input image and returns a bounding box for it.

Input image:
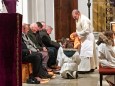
[54,0,78,40]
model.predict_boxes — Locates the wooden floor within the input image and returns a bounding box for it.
[23,69,109,86]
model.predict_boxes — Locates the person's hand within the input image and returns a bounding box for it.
[37,49,40,52]
[72,32,77,36]
[43,47,47,51]
[29,50,32,54]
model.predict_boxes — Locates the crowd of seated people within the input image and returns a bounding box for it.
[36,23,60,69]
[28,23,49,71]
[22,23,51,84]
[22,22,60,84]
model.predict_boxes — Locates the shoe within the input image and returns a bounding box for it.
[90,69,95,72]
[66,71,74,79]
[35,77,50,84]
[35,77,49,81]
[72,71,78,79]
[78,71,90,74]
[26,77,40,84]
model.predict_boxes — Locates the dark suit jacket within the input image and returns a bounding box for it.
[27,29,43,51]
[39,30,60,49]
[22,39,30,58]
[36,30,46,47]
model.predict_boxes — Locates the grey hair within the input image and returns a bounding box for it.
[46,25,53,30]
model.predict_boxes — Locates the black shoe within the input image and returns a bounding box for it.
[76,73,78,78]
[72,71,78,79]
[66,71,74,79]
[90,69,95,72]
[26,77,40,84]
[78,71,90,74]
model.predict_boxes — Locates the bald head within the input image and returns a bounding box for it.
[30,23,38,33]
[72,9,79,14]
[72,9,80,20]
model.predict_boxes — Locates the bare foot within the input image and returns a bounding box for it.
[48,71,54,75]
[35,77,50,83]
[40,80,49,84]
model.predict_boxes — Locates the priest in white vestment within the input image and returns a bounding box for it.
[72,9,97,72]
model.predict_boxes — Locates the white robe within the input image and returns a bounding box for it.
[76,14,97,71]
[98,43,115,84]
[76,14,94,39]
[57,47,81,78]
[98,43,115,68]
[78,40,93,71]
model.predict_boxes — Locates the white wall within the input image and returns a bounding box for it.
[19,0,28,23]
[29,0,55,40]
[45,0,55,40]
[36,0,45,22]
[17,0,22,14]
[0,0,29,23]
[78,0,93,23]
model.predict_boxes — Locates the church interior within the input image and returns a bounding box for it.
[0,0,115,86]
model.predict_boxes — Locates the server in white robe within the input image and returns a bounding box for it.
[72,9,97,72]
[58,48,81,79]
[97,31,115,86]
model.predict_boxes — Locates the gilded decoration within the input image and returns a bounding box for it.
[93,0,114,31]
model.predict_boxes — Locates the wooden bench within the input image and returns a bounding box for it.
[99,65,115,86]
[22,63,32,83]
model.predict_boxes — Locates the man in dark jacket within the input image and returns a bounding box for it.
[27,23,49,69]
[40,25,60,49]
[22,39,41,84]
[38,24,60,69]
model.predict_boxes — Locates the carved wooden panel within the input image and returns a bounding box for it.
[54,0,78,40]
